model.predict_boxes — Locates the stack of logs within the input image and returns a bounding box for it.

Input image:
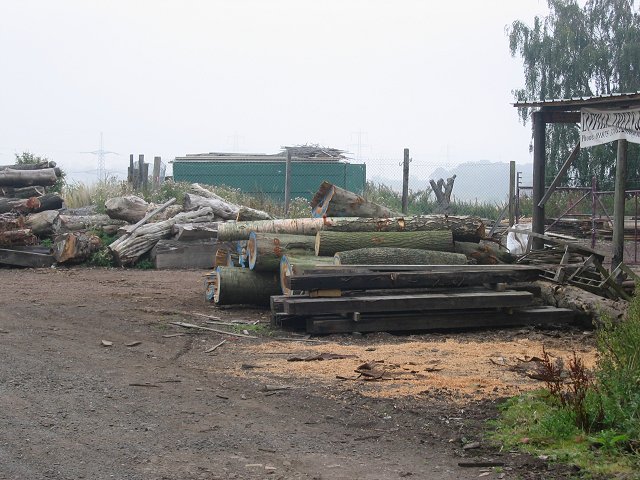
[0,161,64,250]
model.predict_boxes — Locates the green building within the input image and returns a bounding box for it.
[172,147,366,201]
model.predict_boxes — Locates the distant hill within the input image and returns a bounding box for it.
[369,160,533,204]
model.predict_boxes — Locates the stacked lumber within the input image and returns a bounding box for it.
[272,265,576,333]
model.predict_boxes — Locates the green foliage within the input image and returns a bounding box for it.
[40,238,53,248]
[491,291,640,474]
[509,0,640,189]
[134,258,155,270]
[88,248,115,267]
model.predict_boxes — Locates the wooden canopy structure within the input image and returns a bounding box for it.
[514,92,640,267]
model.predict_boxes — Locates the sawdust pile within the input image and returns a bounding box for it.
[228,335,597,401]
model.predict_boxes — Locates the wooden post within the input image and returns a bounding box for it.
[153,156,161,190]
[612,139,628,269]
[402,148,410,214]
[531,111,546,249]
[508,160,516,226]
[128,154,134,185]
[137,155,144,189]
[284,148,292,215]
[142,162,149,190]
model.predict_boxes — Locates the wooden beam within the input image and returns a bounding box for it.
[612,139,628,268]
[402,148,409,214]
[532,111,546,249]
[305,306,576,334]
[538,142,580,207]
[283,290,533,315]
[287,266,541,291]
[0,248,55,268]
[541,111,581,124]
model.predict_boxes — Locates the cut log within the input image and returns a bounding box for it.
[217,215,484,242]
[0,160,57,171]
[215,248,233,268]
[0,168,58,187]
[0,247,55,268]
[151,239,218,269]
[454,242,516,265]
[183,193,239,220]
[315,230,454,257]
[172,222,218,241]
[236,205,273,221]
[310,181,402,218]
[1,193,63,214]
[536,280,627,323]
[26,210,61,236]
[108,207,215,266]
[0,213,24,231]
[247,233,316,271]
[0,186,45,198]
[429,175,456,214]
[279,253,335,295]
[0,228,37,247]
[334,247,468,266]
[52,232,101,263]
[58,214,126,234]
[213,266,281,306]
[105,195,150,223]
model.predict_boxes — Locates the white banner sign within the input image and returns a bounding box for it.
[580,107,640,147]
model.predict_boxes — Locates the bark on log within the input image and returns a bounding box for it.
[183,193,239,220]
[52,232,101,263]
[1,193,63,214]
[236,205,273,221]
[0,161,56,171]
[279,253,336,295]
[0,168,58,187]
[315,230,454,257]
[536,280,627,323]
[58,214,126,235]
[0,228,37,247]
[247,232,316,271]
[26,210,61,236]
[429,176,456,214]
[172,222,218,241]
[454,241,516,265]
[108,207,215,266]
[0,213,24,231]
[217,215,484,242]
[0,186,45,198]
[334,247,468,266]
[213,266,282,306]
[310,181,402,218]
[105,195,149,223]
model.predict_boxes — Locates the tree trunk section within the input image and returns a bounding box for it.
[0,186,45,198]
[58,214,126,235]
[334,247,468,266]
[183,193,239,220]
[105,195,150,223]
[0,161,57,171]
[52,232,101,263]
[248,233,315,271]
[213,266,281,306]
[315,230,454,256]
[0,228,37,247]
[108,207,215,266]
[0,213,24,231]
[172,222,218,241]
[454,241,516,265]
[236,205,273,221]
[217,215,484,242]
[26,210,61,236]
[279,254,336,295]
[310,181,402,218]
[0,168,58,187]
[536,280,627,324]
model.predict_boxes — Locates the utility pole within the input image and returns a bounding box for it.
[83,132,117,181]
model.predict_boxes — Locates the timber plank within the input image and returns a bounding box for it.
[282,290,534,315]
[288,267,541,291]
[0,247,55,268]
[306,306,576,334]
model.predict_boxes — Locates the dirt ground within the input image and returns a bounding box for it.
[0,268,597,480]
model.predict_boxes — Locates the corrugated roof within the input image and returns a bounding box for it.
[513,91,640,109]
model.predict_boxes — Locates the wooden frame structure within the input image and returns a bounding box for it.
[515,92,640,266]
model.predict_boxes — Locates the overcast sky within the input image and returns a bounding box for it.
[0,0,549,182]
